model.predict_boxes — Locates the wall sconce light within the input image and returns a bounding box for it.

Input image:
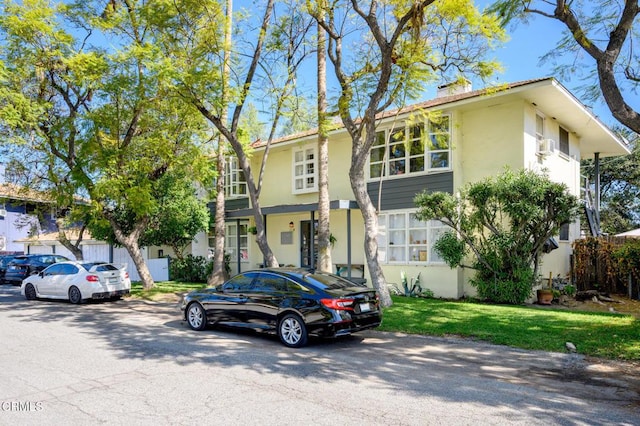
[289,221,295,231]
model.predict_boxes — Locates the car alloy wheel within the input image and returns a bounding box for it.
[68,286,82,304]
[278,313,308,348]
[187,303,207,331]
[24,283,37,300]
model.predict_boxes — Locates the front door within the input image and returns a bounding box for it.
[300,220,318,269]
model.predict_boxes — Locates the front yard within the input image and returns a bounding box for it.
[128,282,640,361]
[380,296,640,361]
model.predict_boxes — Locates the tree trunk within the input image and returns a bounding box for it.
[209,151,227,285]
[316,16,333,273]
[349,162,392,307]
[110,216,155,290]
[208,0,233,286]
[55,218,84,260]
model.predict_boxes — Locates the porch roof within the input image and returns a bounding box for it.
[226,199,359,218]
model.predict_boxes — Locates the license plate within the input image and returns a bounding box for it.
[108,277,119,284]
[359,303,371,312]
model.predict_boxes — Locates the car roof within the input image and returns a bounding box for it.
[245,268,313,278]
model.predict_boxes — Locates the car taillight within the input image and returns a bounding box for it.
[321,298,354,310]
[124,272,129,279]
[86,275,100,282]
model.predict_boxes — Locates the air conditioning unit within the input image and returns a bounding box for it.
[537,138,556,156]
[0,209,6,218]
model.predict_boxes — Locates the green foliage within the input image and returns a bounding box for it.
[582,133,639,234]
[433,230,466,268]
[470,266,535,305]
[140,173,211,253]
[612,238,640,286]
[563,284,577,297]
[415,168,580,304]
[392,271,434,298]
[170,253,231,283]
[169,255,210,283]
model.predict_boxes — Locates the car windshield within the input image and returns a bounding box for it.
[302,272,363,290]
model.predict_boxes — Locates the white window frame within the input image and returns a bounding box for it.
[207,222,250,263]
[224,157,247,199]
[535,112,545,143]
[368,114,452,180]
[292,144,318,194]
[225,222,249,263]
[376,210,447,265]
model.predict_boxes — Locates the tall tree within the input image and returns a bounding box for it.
[149,0,314,268]
[316,3,333,273]
[208,0,234,285]
[308,0,505,306]
[0,0,212,289]
[489,0,640,134]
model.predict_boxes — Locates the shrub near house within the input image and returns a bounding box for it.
[415,168,580,304]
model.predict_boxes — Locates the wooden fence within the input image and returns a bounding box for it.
[572,236,639,298]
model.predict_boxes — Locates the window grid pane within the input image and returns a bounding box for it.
[293,146,317,193]
[378,213,446,265]
[369,116,450,179]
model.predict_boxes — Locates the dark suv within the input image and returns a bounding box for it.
[4,254,70,285]
[0,254,19,284]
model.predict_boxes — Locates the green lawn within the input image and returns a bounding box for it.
[129,281,205,300]
[380,296,640,360]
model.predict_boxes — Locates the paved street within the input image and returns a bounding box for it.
[1,284,638,425]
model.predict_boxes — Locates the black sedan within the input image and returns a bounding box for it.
[0,254,18,284]
[181,268,382,347]
[4,254,69,285]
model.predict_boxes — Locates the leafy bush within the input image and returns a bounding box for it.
[170,253,232,283]
[470,266,535,304]
[415,168,580,304]
[169,255,210,283]
[613,239,640,285]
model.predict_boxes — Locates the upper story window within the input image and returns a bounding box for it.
[292,145,317,194]
[224,157,247,198]
[536,113,545,142]
[559,127,569,156]
[369,115,451,179]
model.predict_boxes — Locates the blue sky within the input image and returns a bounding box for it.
[469,2,636,130]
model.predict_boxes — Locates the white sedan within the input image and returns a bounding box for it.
[21,261,131,304]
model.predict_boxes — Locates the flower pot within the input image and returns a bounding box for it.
[537,289,554,305]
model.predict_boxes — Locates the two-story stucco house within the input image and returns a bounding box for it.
[210,77,630,298]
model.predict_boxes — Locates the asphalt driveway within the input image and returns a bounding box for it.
[1,284,638,425]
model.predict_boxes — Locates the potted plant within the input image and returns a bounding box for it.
[247,226,257,235]
[536,272,554,305]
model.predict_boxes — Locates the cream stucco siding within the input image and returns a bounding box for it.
[459,99,526,187]
[218,78,628,301]
[255,132,355,207]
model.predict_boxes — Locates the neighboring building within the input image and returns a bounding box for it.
[211,77,630,298]
[0,183,57,255]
